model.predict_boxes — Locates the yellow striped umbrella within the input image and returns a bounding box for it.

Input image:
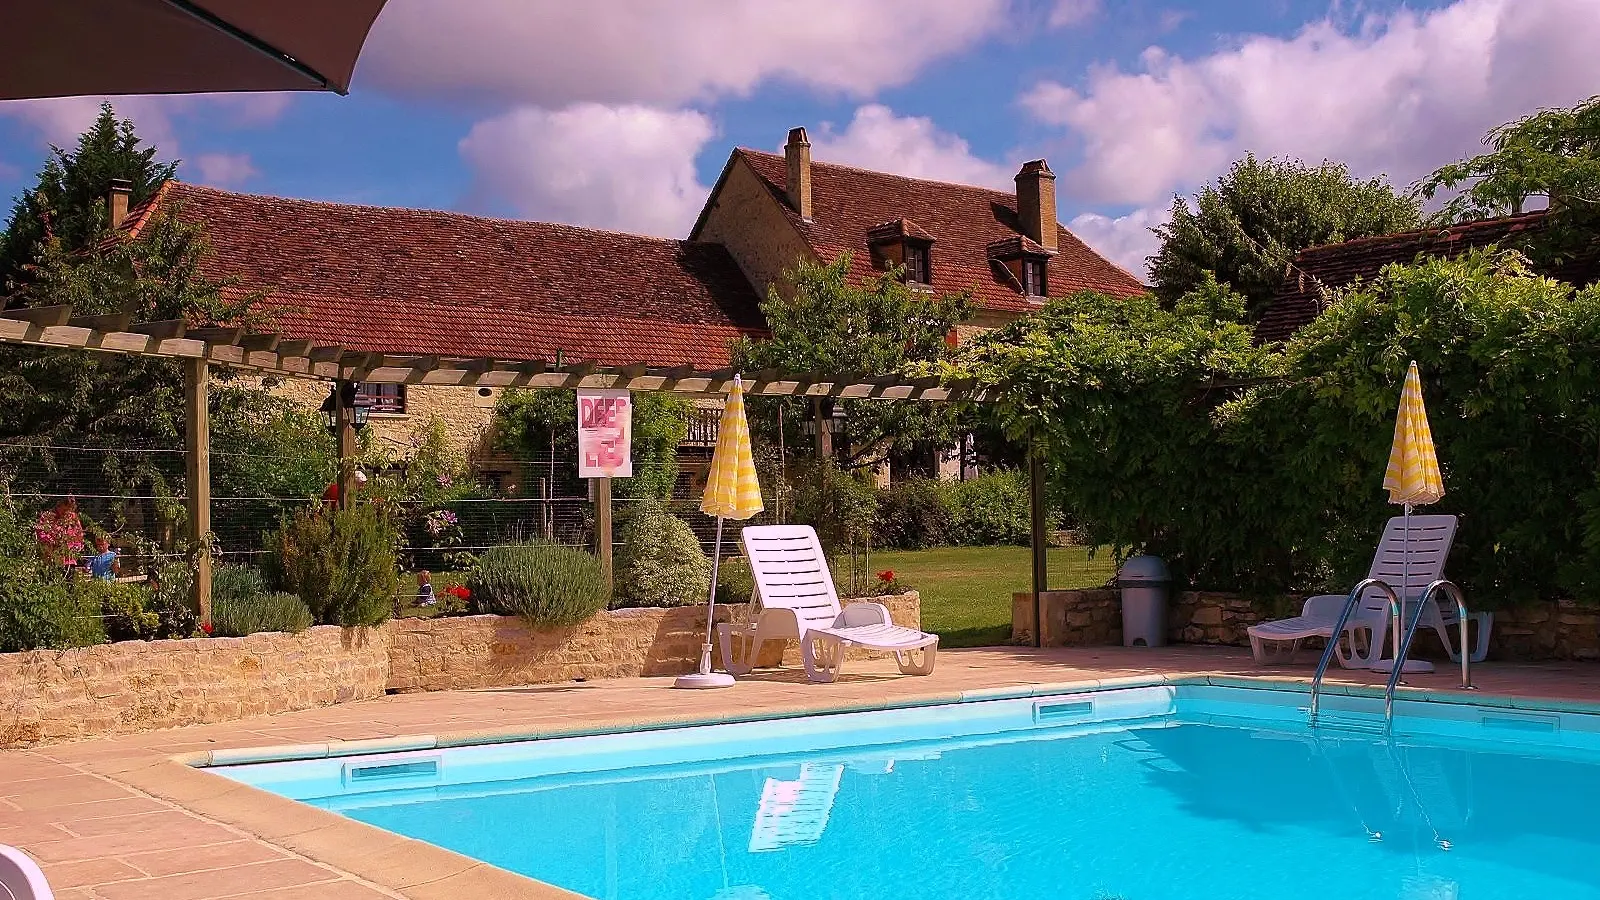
[679,375,762,689]
[701,375,765,520]
[1378,360,1444,673]
[1383,361,1445,508]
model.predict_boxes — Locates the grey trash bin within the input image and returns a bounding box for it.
[1118,555,1170,647]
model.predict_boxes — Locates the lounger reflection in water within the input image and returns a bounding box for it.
[748,764,846,852]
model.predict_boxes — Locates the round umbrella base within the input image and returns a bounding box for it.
[1369,658,1434,675]
[674,672,736,689]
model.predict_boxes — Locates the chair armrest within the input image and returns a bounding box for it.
[836,602,893,629]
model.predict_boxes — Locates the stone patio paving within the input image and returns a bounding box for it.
[6,645,1600,899]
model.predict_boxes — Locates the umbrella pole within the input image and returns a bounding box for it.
[676,518,735,688]
[703,517,725,674]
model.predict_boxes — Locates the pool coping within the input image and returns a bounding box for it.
[89,671,1600,900]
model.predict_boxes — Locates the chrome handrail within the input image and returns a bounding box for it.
[1310,577,1399,720]
[1384,579,1474,720]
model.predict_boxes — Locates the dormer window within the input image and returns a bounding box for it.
[1021,258,1047,297]
[987,234,1055,300]
[904,240,932,285]
[867,218,936,286]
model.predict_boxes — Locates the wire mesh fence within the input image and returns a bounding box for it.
[0,440,790,578]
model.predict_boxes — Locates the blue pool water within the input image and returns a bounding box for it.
[218,685,1600,900]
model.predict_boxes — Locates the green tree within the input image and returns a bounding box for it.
[1415,95,1600,262]
[732,254,970,469]
[0,103,176,289]
[0,106,265,544]
[1149,155,1420,320]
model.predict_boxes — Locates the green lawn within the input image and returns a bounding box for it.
[396,547,1114,650]
[871,545,1116,648]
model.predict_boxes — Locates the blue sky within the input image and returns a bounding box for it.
[1,0,1594,276]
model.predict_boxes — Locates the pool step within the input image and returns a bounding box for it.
[1310,711,1388,737]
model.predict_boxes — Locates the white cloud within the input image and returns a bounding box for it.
[0,93,292,159]
[1067,205,1167,280]
[361,0,1010,107]
[808,105,1013,189]
[1049,0,1101,28]
[458,104,716,238]
[191,153,259,188]
[1022,0,1600,205]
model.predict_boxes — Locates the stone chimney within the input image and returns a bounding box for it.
[106,178,132,229]
[785,127,813,221]
[1014,160,1057,250]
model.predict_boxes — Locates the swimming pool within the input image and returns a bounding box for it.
[216,683,1600,900]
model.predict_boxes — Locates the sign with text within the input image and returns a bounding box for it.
[577,389,632,478]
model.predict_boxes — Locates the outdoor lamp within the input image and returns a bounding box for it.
[320,383,371,433]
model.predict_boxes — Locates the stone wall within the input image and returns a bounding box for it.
[1012,589,1287,648]
[692,157,817,299]
[265,377,497,459]
[1013,589,1600,662]
[0,626,388,746]
[1,594,921,746]
[386,592,923,692]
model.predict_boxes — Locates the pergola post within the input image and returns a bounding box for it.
[595,476,613,592]
[1028,433,1048,649]
[183,358,212,627]
[333,379,357,510]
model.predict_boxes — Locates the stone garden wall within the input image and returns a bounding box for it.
[1,593,921,747]
[0,626,390,746]
[1013,588,1600,661]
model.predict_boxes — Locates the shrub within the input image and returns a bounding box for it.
[212,564,270,606]
[714,555,756,605]
[80,579,161,642]
[874,479,951,550]
[213,591,314,637]
[613,502,711,608]
[270,504,399,626]
[0,559,104,651]
[148,561,199,639]
[468,542,608,627]
[947,470,1033,546]
[788,456,878,555]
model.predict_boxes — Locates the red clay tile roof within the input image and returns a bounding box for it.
[1256,211,1600,343]
[710,150,1146,312]
[126,183,766,368]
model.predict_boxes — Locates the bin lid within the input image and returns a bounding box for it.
[1117,555,1170,584]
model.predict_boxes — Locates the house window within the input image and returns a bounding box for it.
[1022,258,1047,297]
[904,241,931,285]
[357,382,407,414]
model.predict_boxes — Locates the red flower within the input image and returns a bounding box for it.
[200,622,214,635]
[448,585,471,600]
[877,570,895,582]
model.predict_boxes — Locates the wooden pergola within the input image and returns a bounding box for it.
[0,305,1052,646]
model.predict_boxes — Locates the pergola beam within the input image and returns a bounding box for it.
[0,316,996,401]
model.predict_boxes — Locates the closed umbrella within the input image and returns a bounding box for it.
[1378,360,1445,673]
[676,375,763,690]
[2,0,390,100]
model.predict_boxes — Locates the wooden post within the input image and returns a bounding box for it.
[1028,434,1048,648]
[812,397,832,460]
[333,379,357,510]
[595,476,613,593]
[183,359,212,628]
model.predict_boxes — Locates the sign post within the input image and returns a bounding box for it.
[578,389,633,592]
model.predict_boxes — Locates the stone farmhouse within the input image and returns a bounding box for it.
[119,127,1145,479]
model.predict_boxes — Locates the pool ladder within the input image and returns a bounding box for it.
[1309,579,1475,727]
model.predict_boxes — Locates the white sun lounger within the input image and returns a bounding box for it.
[717,524,938,683]
[1248,515,1458,668]
[1,844,54,900]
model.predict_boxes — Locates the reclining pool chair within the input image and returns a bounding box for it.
[717,524,939,683]
[1,844,54,900]
[1247,515,1458,668]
